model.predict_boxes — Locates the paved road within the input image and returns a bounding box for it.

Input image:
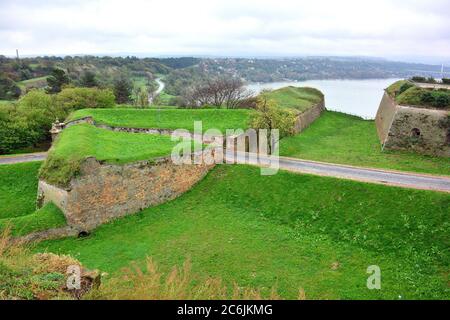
[226,151,450,193]
[1,151,449,193]
[0,152,47,165]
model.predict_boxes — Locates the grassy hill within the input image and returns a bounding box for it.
[280,111,450,176]
[34,164,449,299]
[261,86,324,112]
[68,108,253,133]
[40,123,199,187]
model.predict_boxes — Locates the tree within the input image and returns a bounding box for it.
[114,77,133,104]
[56,87,115,114]
[80,71,98,87]
[0,76,21,100]
[46,68,70,94]
[250,95,297,153]
[184,78,253,108]
[134,87,149,108]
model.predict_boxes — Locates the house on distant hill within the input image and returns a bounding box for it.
[375,80,450,157]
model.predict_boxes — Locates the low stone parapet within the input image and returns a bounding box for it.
[293,100,326,133]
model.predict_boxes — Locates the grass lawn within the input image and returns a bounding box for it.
[280,111,450,176]
[35,165,449,299]
[262,86,324,112]
[40,123,198,186]
[67,108,253,133]
[0,203,66,237]
[0,162,67,236]
[0,162,42,219]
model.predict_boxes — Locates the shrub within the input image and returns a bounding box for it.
[411,76,426,83]
[0,109,39,154]
[46,68,70,94]
[420,91,434,104]
[398,82,414,96]
[55,87,115,115]
[250,97,297,154]
[432,92,449,108]
[442,78,450,84]
[0,76,21,99]
[0,88,116,155]
[114,77,133,104]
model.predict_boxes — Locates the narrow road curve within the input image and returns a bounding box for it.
[0,152,47,165]
[227,152,450,193]
[148,78,165,104]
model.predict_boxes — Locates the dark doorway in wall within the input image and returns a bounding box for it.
[411,128,421,137]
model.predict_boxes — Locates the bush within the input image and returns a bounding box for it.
[432,92,449,108]
[420,91,434,104]
[0,88,116,155]
[250,96,297,153]
[56,87,115,115]
[442,78,450,84]
[411,76,426,83]
[0,76,21,100]
[0,109,39,154]
[398,82,414,96]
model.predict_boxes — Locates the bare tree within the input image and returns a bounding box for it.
[184,78,254,108]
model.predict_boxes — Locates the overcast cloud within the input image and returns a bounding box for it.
[0,0,449,62]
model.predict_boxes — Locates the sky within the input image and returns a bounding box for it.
[0,0,449,64]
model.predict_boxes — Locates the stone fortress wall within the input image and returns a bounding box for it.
[37,152,215,232]
[375,91,450,157]
[294,100,326,133]
[37,97,326,236]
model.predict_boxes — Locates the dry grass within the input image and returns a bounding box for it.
[1,229,304,300]
[89,258,304,300]
[0,228,74,300]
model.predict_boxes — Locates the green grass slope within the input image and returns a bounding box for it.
[0,162,67,236]
[67,108,253,133]
[261,86,324,111]
[280,111,450,176]
[0,203,66,237]
[0,162,42,219]
[36,165,449,299]
[40,123,197,187]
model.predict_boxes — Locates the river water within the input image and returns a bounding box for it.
[246,78,401,119]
